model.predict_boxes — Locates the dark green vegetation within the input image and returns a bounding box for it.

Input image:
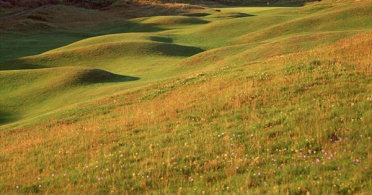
[1,0,371,194]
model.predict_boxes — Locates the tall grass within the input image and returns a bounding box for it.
[1,1,372,194]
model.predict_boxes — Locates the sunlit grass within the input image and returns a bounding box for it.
[1,1,372,194]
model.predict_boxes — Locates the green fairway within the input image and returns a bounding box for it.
[1,1,372,194]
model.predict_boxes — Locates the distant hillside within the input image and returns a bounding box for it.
[0,0,325,9]
[0,0,116,8]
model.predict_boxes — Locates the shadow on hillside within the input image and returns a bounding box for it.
[214,12,255,19]
[234,13,255,17]
[150,36,173,43]
[0,21,166,61]
[98,20,166,35]
[155,44,205,57]
[0,59,48,70]
[0,60,140,83]
[74,69,140,84]
[109,74,140,83]
[0,109,18,125]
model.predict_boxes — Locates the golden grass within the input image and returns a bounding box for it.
[1,2,372,194]
[1,31,371,194]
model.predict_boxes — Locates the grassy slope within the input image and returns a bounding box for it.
[1,1,372,194]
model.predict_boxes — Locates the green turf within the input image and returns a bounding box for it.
[1,1,372,194]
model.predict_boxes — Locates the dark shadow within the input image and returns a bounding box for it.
[149,36,173,43]
[0,109,19,125]
[143,17,210,26]
[97,21,166,35]
[214,12,255,19]
[233,13,255,17]
[154,43,205,57]
[0,59,48,70]
[74,69,140,84]
[182,13,211,17]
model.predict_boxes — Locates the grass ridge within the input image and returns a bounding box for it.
[1,2,371,194]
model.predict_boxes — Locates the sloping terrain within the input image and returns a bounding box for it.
[0,1,372,194]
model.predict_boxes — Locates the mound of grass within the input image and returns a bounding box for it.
[0,40,204,70]
[55,67,139,85]
[0,66,138,125]
[40,40,203,63]
[1,1,372,194]
[237,3,372,43]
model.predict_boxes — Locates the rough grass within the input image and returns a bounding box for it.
[1,1,372,194]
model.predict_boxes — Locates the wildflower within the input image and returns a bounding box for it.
[52,174,55,177]
[16,186,19,189]
[86,165,89,169]
[316,158,320,163]
[251,134,254,137]
[258,172,261,176]
[39,185,42,188]
[63,174,66,177]
[38,177,41,180]
[147,175,150,179]
[338,166,341,170]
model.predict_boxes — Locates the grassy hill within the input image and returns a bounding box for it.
[1,1,372,194]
